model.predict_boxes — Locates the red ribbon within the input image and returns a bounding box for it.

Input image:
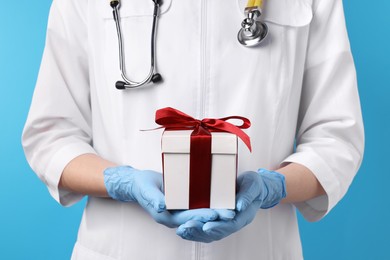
[156,107,251,209]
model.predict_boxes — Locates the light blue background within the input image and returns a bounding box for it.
[1,1,389,259]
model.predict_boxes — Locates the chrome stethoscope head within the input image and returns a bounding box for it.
[238,6,268,47]
[110,0,163,90]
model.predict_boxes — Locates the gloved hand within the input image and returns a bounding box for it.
[176,168,287,242]
[104,166,227,228]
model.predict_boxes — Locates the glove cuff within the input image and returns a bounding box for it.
[257,168,287,209]
[103,165,135,202]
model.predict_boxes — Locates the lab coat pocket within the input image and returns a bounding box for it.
[237,0,313,97]
[228,0,313,165]
[232,0,313,105]
[98,0,172,87]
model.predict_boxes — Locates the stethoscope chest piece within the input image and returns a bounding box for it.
[238,19,268,47]
[238,1,268,47]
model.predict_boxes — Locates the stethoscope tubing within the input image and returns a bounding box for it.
[111,0,268,90]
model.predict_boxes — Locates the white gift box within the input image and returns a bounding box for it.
[162,130,237,209]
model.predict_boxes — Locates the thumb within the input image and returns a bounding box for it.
[236,172,262,212]
[140,186,166,213]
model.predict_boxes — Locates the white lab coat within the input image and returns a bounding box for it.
[22,0,364,259]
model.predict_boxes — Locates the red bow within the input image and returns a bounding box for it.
[156,107,252,151]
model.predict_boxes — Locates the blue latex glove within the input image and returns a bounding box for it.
[104,166,228,228]
[176,168,287,242]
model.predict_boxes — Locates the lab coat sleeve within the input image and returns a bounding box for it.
[281,0,364,221]
[22,0,95,206]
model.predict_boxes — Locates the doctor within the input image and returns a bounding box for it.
[23,0,364,259]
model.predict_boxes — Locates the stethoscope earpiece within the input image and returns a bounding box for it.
[115,81,126,90]
[152,73,163,83]
[110,0,119,8]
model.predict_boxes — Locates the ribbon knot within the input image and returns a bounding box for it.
[156,107,252,151]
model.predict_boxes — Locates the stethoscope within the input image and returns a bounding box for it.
[110,0,268,90]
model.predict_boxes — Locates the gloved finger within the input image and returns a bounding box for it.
[148,170,165,191]
[139,184,166,213]
[145,210,180,228]
[214,209,236,221]
[202,220,238,241]
[171,208,218,226]
[176,220,215,243]
[203,201,261,240]
[236,172,261,212]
